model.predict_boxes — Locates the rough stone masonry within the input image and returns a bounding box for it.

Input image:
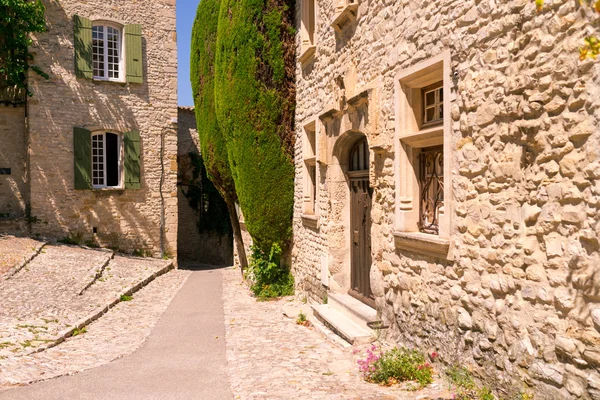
[292,0,600,398]
[20,0,179,255]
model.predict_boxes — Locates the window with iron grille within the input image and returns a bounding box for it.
[92,24,122,80]
[422,82,443,127]
[418,146,443,235]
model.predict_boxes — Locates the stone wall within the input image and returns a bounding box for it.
[292,0,600,398]
[0,105,27,220]
[177,107,233,266]
[26,0,178,256]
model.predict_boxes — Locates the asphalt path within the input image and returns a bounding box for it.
[0,267,234,400]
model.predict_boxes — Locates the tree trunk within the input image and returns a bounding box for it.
[227,200,248,273]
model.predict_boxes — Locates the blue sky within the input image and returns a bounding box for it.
[177,0,201,106]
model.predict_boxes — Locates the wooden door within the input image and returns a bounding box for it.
[347,137,374,307]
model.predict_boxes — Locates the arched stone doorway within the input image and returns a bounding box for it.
[346,137,374,307]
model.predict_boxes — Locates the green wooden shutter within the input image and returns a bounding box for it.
[125,24,143,83]
[73,127,92,189]
[73,15,93,79]
[124,130,141,189]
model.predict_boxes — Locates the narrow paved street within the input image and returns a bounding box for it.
[1,265,454,400]
[0,267,233,400]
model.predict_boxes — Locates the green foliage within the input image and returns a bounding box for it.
[72,327,87,336]
[359,346,434,388]
[446,366,496,400]
[0,0,47,95]
[180,151,232,236]
[58,231,85,245]
[214,0,295,252]
[296,311,307,325]
[190,0,238,211]
[247,244,294,300]
[120,294,133,302]
[535,0,600,59]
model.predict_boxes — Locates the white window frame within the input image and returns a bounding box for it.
[393,51,452,259]
[299,0,317,63]
[92,22,124,82]
[301,119,320,228]
[91,131,123,189]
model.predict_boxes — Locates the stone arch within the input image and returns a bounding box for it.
[326,130,370,293]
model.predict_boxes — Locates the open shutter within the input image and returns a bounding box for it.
[125,24,143,83]
[124,130,141,189]
[73,15,93,79]
[73,127,92,189]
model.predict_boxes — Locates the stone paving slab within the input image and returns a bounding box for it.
[0,245,172,359]
[0,268,191,389]
[0,236,46,277]
[221,268,455,400]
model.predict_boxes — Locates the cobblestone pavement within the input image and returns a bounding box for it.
[0,236,45,276]
[0,244,172,358]
[222,268,455,400]
[0,268,191,389]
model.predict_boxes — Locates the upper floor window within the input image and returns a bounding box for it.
[92,24,122,80]
[74,15,144,83]
[299,0,317,63]
[422,83,443,127]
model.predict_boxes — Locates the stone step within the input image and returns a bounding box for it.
[311,304,374,345]
[328,292,378,331]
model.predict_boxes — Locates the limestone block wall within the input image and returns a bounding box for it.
[26,0,178,256]
[0,106,27,219]
[292,0,600,397]
[177,107,233,265]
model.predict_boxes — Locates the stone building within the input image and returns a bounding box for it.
[292,0,600,397]
[0,0,178,256]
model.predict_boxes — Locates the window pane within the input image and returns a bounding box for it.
[425,90,435,106]
[425,107,435,122]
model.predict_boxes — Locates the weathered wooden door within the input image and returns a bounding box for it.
[347,137,374,307]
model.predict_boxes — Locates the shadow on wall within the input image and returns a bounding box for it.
[25,0,177,255]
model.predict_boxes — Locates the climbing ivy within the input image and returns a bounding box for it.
[0,0,47,96]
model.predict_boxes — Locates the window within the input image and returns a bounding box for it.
[74,127,141,190]
[418,146,443,234]
[302,120,319,226]
[331,0,358,32]
[74,15,143,83]
[92,25,122,80]
[393,52,452,258]
[92,132,121,188]
[300,0,317,63]
[422,83,443,126]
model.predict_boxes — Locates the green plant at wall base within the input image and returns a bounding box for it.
[120,294,133,302]
[0,0,47,95]
[358,346,434,388]
[535,0,600,59]
[214,0,296,253]
[446,366,496,400]
[247,244,294,300]
[58,231,85,245]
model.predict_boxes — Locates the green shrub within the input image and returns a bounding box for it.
[446,366,496,400]
[214,0,295,253]
[247,244,294,300]
[358,346,434,388]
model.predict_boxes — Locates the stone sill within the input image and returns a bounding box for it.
[301,214,319,230]
[331,3,358,32]
[393,231,451,260]
[299,45,316,64]
[92,187,125,192]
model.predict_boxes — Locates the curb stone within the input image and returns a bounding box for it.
[28,260,175,355]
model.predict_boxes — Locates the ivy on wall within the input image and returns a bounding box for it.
[0,0,47,101]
